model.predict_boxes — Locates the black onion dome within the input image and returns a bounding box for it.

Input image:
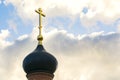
[23,45,58,74]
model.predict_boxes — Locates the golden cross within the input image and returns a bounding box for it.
[35,8,46,45]
[35,8,45,27]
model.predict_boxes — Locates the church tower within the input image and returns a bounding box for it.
[22,8,58,80]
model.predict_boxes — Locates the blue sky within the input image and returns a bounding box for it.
[0,1,34,41]
[0,0,119,41]
[0,0,120,80]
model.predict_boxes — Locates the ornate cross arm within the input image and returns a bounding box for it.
[35,8,46,45]
[35,9,46,17]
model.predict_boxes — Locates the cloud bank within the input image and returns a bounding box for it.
[0,29,120,80]
[4,0,120,27]
[0,30,11,48]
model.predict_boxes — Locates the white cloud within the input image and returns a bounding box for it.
[116,20,120,33]
[118,25,120,32]
[44,30,120,80]
[0,30,9,39]
[4,0,120,27]
[0,29,11,48]
[17,34,28,40]
[0,0,1,4]
[0,29,120,80]
[8,20,17,33]
[88,31,104,38]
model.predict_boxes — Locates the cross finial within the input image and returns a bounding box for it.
[35,8,46,45]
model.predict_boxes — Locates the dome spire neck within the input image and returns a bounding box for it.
[35,8,46,45]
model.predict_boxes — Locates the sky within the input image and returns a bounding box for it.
[0,0,120,80]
